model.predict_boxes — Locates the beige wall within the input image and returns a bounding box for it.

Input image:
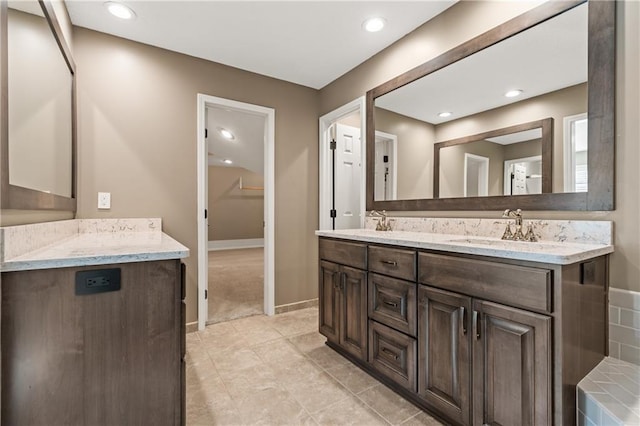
[375,108,435,199]
[74,28,319,322]
[320,1,640,293]
[208,166,264,241]
[439,141,504,198]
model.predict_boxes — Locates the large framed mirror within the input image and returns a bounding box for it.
[366,0,615,211]
[1,0,77,211]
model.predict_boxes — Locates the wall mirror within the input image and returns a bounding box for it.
[366,0,615,211]
[1,0,77,211]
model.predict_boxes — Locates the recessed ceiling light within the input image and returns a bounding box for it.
[363,17,386,33]
[505,89,523,98]
[105,2,136,20]
[218,128,235,140]
[222,159,233,165]
[438,112,452,118]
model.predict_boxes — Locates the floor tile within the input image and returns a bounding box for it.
[306,344,351,370]
[312,396,389,426]
[284,369,352,414]
[401,411,444,426]
[358,384,421,425]
[326,362,380,394]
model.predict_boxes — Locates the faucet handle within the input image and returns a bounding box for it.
[524,223,538,242]
[501,223,514,240]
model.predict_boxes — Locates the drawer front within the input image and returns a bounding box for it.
[319,238,367,270]
[368,245,416,281]
[368,273,417,336]
[419,252,552,313]
[369,320,417,392]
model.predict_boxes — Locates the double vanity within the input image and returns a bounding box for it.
[316,217,613,425]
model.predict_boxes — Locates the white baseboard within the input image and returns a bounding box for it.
[208,238,264,251]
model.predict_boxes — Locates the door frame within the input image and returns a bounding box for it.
[318,97,366,231]
[374,130,398,201]
[463,153,489,197]
[197,94,275,331]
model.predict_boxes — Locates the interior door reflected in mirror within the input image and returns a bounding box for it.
[433,118,553,199]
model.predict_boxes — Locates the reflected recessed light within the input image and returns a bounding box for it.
[218,128,235,140]
[222,159,233,165]
[363,17,386,33]
[104,2,136,20]
[438,111,452,118]
[505,89,523,98]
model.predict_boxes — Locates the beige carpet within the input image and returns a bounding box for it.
[207,247,264,324]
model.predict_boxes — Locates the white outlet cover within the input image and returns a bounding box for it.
[98,192,111,209]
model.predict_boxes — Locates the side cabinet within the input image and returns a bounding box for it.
[1,259,184,426]
[319,239,368,361]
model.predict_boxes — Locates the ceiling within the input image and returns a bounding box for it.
[65,0,457,90]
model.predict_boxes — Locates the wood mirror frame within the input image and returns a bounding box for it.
[0,0,77,211]
[366,0,615,212]
[433,118,553,198]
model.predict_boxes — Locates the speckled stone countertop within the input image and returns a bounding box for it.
[0,218,189,272]
[316,217,613,265]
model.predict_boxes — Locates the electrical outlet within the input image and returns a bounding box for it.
[98,192,111,209]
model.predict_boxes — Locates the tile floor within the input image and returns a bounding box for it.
[186,307,444,425]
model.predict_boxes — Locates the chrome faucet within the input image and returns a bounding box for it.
[501,209,537,242]
[371,210,393,231]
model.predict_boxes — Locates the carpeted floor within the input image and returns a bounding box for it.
[207,248,264,324]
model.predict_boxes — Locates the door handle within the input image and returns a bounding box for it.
[460,306,467,335]
[383,300,398,308]
[381,347,399,360]
[473,310,480,340]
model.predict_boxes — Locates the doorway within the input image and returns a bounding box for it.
[197,94,275,331]
[319,97,366,231]
[464,153,489,197]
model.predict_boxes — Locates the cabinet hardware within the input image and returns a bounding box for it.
[383,300,398,308]
[460,306,467,335]
[381,347,399,360]
[473,310,480,339]
[380,260,398,266]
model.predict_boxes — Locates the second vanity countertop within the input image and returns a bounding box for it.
[315,228,614,265]
[1,218,189,272]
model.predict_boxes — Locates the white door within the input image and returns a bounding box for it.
[512,163,527,195]
[335,124,362,229]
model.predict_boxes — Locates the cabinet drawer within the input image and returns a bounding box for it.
[369,320,417,392]
[368,273,417,336]
[419,252,552,313]
[319,238,367,270]
[368,246,416,281]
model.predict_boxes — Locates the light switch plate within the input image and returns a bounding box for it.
[98,192,111,209]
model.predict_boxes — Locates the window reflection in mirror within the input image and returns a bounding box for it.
[373,1,587,202]
[8,2,73,197]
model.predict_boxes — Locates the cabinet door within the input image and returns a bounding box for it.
[472,300,552,426]
[340,265,368,360]
[418,286,472,425]
[319,260,340,344]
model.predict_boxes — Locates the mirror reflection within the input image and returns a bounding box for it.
[434,119,552,198]
[8,2,73,197]
[373,2,587,202]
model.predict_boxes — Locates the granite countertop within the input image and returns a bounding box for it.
[315,227,613,265]
[1,218,189,272]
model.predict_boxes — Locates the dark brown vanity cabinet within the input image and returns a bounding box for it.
[319,239,368,361]
[1,259,185,426]
[318,236,608,426]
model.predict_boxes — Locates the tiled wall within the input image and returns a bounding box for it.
[609,288,640,366]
